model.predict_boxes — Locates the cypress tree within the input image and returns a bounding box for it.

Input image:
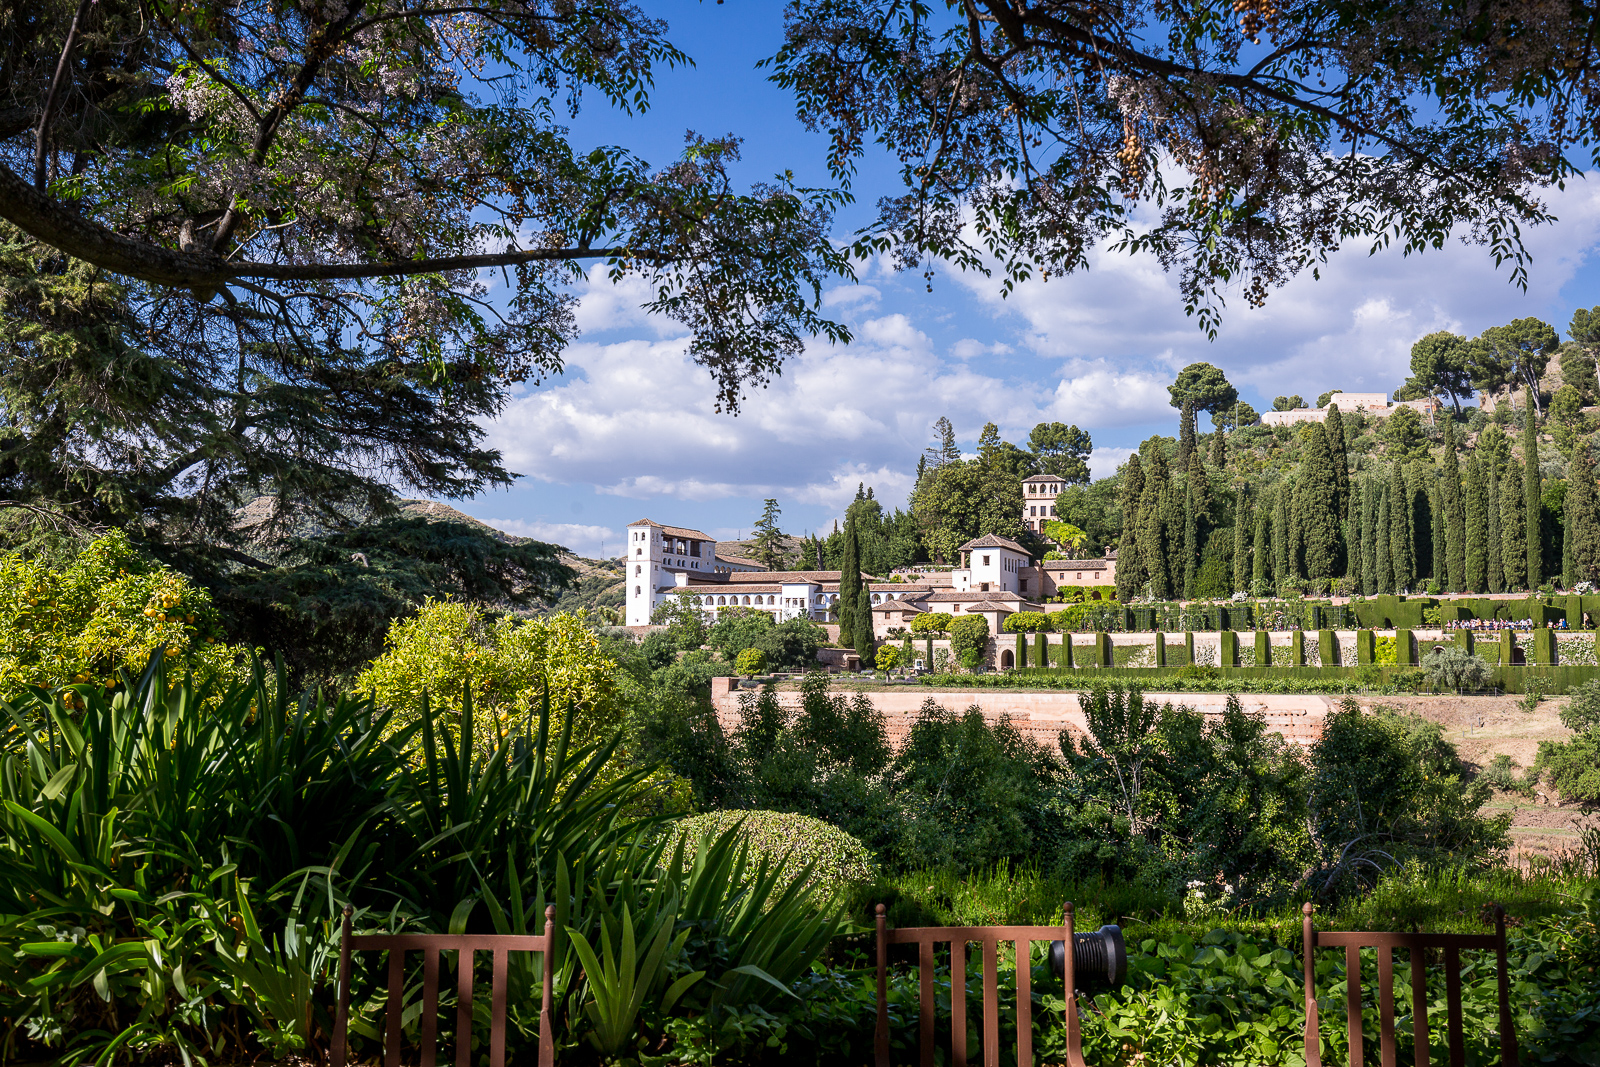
[1563,491,1575,588]
[1569,440,1600,585]
[1272,485,1290,585]
[1139,450,1171,599]
[1430,480,1446,589]
[839,513,862,649]
[1408,462,1434,583]
[1252,499,1269,592]
[1388,463,1414,592]
[1210,427,1226,468]
[1487,465,1504,593]
[1287,479,1305,579]
[1361,479,1379,595]
[1326,404,1351,516]
[1345,480,1364,591]
[1441,417,1466,591]
[1525,388,1542,588]
[1184,452,1209,598]
[1501,458,1526,590]
[1116,454,1146,601]
[1376,484,1394,593]
[1464,455,1488,592]
[1178,400,1197,467]
[1164,476,1186,597]
[1233,487,1250,593]
[1296,424,1340,581]
[853,584,876,660]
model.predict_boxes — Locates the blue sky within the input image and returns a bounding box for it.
[448,0,1600,558]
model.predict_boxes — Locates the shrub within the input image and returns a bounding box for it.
[910,612,952,634]
[673,810,877,904]
[875,644,900,671]
[358,599,621,744]
[949,614,990,665]
[0,530,247,694]
[707,606,775,660]
[1421,645,1493,690]
[735,647,768,677]
[1532,680,1600,806]
[1002,611,1052,633]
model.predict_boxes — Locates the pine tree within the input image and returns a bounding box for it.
[752,498,788,570]
[1501,458,1526,590]
[1326,404,1350,515]
[1232,486,1249,592]
[1139,450,1171,599]
[1272,486,1290,585]
[1361,479,1379,595]
[839,514,862,649]
[1388,463,1414,591]
[1440,417,1466,591]
[1178,400,1197,467]
[1116,454,1146,601]
[1295,424,1340,581]
[1569,440,1600,585]
[1463,456,1488,592]
[1487,466,1504,593]
[1526,388,1542,588]
[1210,427,1227,468]
[1376,484,1394,593]
[1252,500,1269,592]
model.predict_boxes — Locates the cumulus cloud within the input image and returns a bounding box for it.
[951,177,1600,405]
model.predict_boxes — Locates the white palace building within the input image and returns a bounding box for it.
[624,516,1118,637]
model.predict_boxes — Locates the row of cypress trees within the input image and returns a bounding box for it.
[1117,386,1598,599]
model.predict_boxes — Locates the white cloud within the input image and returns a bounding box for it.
[480,518,618,558]
[1088,446,1136,480]
[950,178,1600,406]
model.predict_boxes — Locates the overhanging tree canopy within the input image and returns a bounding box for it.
[767,0,1574,328]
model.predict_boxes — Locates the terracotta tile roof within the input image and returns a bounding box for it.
[721,569,879,584]
[1044,558,1110,570]
[675,585,783,596]
[714,553,764,568]
[959,533,1031,554]
[627,518,717,541]
[922,590,1029,602]
[965,601,1022,612]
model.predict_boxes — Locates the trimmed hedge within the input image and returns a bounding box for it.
[673,811,877,903]
[1009,663,1600,694]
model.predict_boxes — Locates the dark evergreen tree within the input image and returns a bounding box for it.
[1407,462,1435,583]
[1361,479,1379,595]
[1294,424,1340,581]
[839,513,863,649]
[1272,485,1290,585]
[1376,483,1395,593]
[1388,463,1414,592]
[1487,466,1504,593]
[1569,440,1600,585]
[1184,452,1210,598]
[1163,475,1187,597]
[1440,417,1466,591]
[1430,481,1447,589]
[1346,481,1364,591]
[1210,427,1227,468]
[1139,450,1172,599]
[1526,387,1542,588]
[1563,489,1576,588]
[1326,404,1351,514]
[1178,399,1197,467]
[1501,458,1527,591]
[1463,455,1488,592]
[1287,478,1305,579]
[1233,487,1250,593]
[1116,454,1146,601]
[1252,501,1270,591]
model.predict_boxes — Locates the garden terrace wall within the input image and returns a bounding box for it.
[1056,595,1600,633]
[1012,663,1600,694]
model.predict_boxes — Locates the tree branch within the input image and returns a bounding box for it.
[0,161,664,288]
[35,0,96,190]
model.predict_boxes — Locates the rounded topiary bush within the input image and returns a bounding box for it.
[673,810,877,904]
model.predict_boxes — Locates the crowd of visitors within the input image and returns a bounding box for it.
[1444,617,1568,631]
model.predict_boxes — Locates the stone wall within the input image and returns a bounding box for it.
[709,677,1333,751]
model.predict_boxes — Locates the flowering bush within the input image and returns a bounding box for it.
[0,531,246,695]
[735,647,769,676]
[357,599,620,745]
